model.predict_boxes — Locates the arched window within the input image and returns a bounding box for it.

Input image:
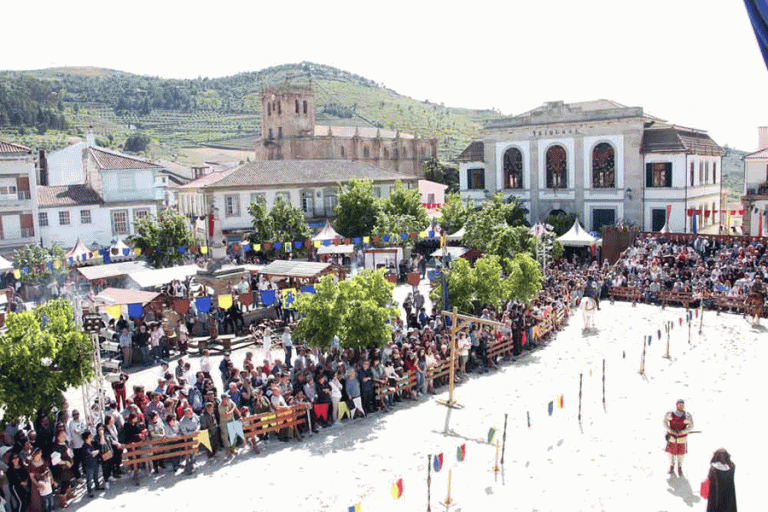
[592,142,615,188]
[402,148,408,159]
[383,147,390,159]
[393,148,399,159]
[295,99,300,114]
[546,145,567,189]
[503,147,523,189]
[363,146,370,158]
[420,147,426,159]
[340,146,345,158]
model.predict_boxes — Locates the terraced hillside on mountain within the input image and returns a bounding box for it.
[0,62,499,162]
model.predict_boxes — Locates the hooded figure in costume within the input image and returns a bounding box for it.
[705,448,737,512]
[664,399,693,476]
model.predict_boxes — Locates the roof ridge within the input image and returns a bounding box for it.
[89,146,161,168]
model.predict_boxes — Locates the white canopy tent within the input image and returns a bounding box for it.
[311,220,343,242]
[0,255,13,273]
[109,238,134,262]
[126,264,200,290]
[446,226,465,242]
[556,219,600,247]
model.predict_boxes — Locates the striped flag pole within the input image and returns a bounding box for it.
[602,358,606,412]
[578,373,583,423]
[501,413,508,465]
[427,454,431,512]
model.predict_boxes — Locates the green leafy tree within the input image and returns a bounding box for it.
[128,208,196,268]
[545,212,578,236]
[372,212,425,245]
[439,192,470,236]
[380,181,429,227]
[294,269,398,349]
[247,196,310,251]
[333,180,380,239]
[12,244,65,285]
[123,133,150,153]
[0,299,93,420]
[423,158,459,193]
[486,225,536,260]
[430,254,542,312]
[504,253,543,303]
[463,193,531,252]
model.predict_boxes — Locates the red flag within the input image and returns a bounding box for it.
[666,204,672,223]
[557,394,564,409]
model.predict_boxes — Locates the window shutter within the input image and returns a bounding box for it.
[645,163,653,187]
[466,169,473,189]
[665,163,672,187]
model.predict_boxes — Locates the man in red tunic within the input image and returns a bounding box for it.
[664,399,693,476]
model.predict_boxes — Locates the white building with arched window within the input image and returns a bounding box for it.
[457,100,722,234]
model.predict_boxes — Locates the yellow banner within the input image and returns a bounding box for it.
[199,246,208,254]
[363,236,370,244]
[194,430,212,452]
[105,305,122,319]
[218,294,233,309]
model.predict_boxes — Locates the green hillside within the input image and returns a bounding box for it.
[0,62,498,161]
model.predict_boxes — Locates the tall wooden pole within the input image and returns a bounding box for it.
[427,454,431,512]
[446,308,458,406]
[578,373,583,423]
[601,358,606,412]
[501,413,508,465]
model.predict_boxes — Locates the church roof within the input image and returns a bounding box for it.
[313,125,416,140]
[641,126,721,155]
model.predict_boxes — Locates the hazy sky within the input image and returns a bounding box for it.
[7,0,768,151]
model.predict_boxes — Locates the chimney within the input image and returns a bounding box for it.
[86,126,95,147]
[38,149,48,186]
[759,126,768,151]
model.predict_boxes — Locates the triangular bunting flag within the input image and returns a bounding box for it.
[105,305,122,319]
[348,504,361,512]
[218,294,233,309]
[557,394,564,409]
[548,401,554,416]
[194,429,212,452]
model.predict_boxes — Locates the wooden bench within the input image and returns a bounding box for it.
[712,295,748,314]
[122,433,198,484]
[658,291,695,309]
[608,286,642,304]
[242,404,309,442]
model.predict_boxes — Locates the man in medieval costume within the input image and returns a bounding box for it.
[664,399,693,476]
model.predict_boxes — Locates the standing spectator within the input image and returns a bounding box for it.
[329,371,343,423]
[50,429,74,507]
[66,410,85,479]
[179,407,200,474]
[112,372,129,410]
[6,452,31,512]
[146,412,167,473]
[282,327,294,369]
[119,327,132,367]
[30,452,54,512]
[704,448,737,512]
[199,402,219,457]
[262,328,274,364]
[359,360,375,413]
[80,431,100,498]
[94,424,116,487]
[218,394,237,456]
[345,369,365,418]
[150,324,163,362]
[134,324,150,365]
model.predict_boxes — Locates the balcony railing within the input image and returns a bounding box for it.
[21,228,34,238]
[17,190,31,200]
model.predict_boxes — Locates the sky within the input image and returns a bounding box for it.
[6,0,768,151]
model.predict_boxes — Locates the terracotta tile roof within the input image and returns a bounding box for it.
[0,141,32,154]
[185,160,417,189]
[742,147,768,160]
[642,127,721,155]
[88,147,162,170]
[456,141,484,162]
[179,168,239,189]
[37,185,103,208]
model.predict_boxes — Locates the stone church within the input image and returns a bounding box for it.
[252,85,437,176]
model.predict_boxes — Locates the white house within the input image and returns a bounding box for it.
[0,141,38,251]
[741,126,768,236]
[177,159,419,245]
[457,100,722,234]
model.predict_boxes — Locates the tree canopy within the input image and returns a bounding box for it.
[333,179,380,239]
[463,193,530,255]
[128,208,196,268]
[430,253,542,313]
[0,299,93,420]
[12,244,65,285]
[438,192,470,236]
[248,196,311,252]
[545,212,578,236]
[423,158,459,193]
[294,269,399,349]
